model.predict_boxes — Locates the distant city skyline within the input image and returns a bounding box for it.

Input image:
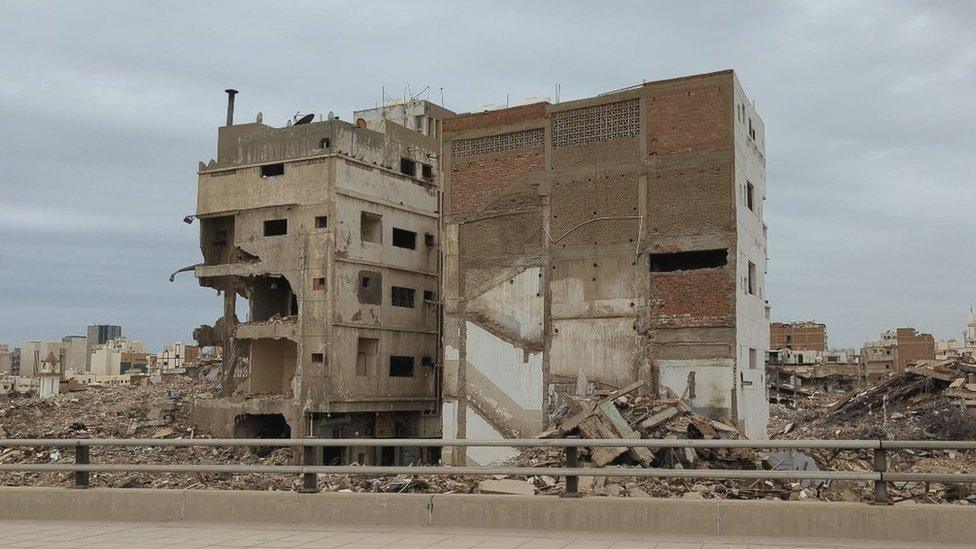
[1,1,974,351]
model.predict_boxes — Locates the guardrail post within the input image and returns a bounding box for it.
[297,442,318,493]
[873,446,888,504]
[562,435,580,498]
[73,443,89,489]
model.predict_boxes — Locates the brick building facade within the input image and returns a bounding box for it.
[440,70,770,464]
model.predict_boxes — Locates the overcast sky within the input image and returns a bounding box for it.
[0,1,973,351]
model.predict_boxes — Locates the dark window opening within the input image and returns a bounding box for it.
[381,446,396,466]
[311,353,324,364]
[421,356,433,367]
[361,212,381,243]
[289,293,299,315]
[320,137,331,149]
[213,229,228,246]
[389,356,415,377]
[263,219,288,237]
[400,157,417,177]
[391,286,415,308]
[648,249,728,272]
[323,446,346,465]
[424,233,435,247]
[234,414,291,456]
[313,277,326,290]
[746,181,755,212]
[423,290,435,301]
[392,227,417,249]
[315,215,328,228]
[421,163,434,181]
[261,163,285,177]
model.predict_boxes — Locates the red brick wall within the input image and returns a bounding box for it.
[770,323,827,351]
[449,148,544,216]
[646,84,730,156]
[646,269,734,328]
[444,103,548,133]
[895,329,935,370]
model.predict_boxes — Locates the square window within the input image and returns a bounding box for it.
[392,227,417,249]
[260,163,284,177]
[361,212,381,243]
[310,353,324,364]
[389,356,414,377]
[263,219,287,237]
[423,290,434,301]
[313,277,326,290]
[315,216,328,229]
[391,286,415,308]
[421,164,434,181]
[400,157,416,177]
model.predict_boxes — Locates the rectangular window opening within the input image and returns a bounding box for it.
[400,157,417,177]
[421,164,434,181]
[313,277,326,290]
[310,353,324,364]
[648,249,727,272]
[261,163,284,177]
[746,181,755,212]
[315,215,328,229]
[748,261,757,295]
[389,356,415,377]
[391,286,415,308]
[392,227,417,249]
[423,290,435,302]
[361,212,382,243]
[263,219,288,237]
[356,338,378,377]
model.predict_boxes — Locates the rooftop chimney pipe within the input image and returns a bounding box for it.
[224,89,238,126]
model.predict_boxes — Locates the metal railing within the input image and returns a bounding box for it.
[1,437,974,504]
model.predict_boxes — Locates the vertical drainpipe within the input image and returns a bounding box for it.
[225,89,238,126]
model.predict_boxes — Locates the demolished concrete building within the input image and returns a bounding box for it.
[439,70,770,464]
[188,91,455,464]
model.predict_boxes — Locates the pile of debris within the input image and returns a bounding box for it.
[0,377,300,491]
[824,358,976,425]
[537,381,754,470]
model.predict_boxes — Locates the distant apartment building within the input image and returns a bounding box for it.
[183,90,453,464]
[90,338,148,376]
[0,345,12,374]
[770,321,826,351]
[149,342,201,373]
[860,327,935,380]
[61,335,88,372]
[440,69,769,463]
[86,324,121,370]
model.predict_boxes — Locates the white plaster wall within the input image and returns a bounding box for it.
[469,267,543,341]
[463,403,519,465]
[658,359,734,411]
[549,318,636,387]
[465,322,543,411]
[733,74,770,439]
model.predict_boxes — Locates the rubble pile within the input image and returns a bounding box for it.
[768,357,976,504]
[538,381,756,470]
[0,378,299,491]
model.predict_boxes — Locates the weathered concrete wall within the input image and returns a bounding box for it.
[194,111,443,439]
[442,70,769,454]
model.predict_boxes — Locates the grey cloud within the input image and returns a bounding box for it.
[0,0,973,351]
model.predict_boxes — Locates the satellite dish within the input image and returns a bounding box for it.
[295,113,315,125]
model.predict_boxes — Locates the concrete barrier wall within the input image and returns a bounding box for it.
[1,487,975,545]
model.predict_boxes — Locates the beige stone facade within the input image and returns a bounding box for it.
[189,98,453,464]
